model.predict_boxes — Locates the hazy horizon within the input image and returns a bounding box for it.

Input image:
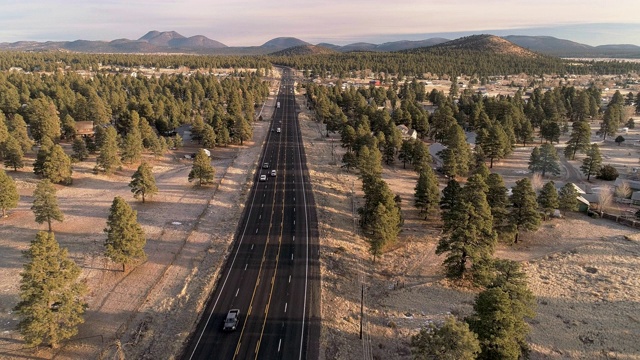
[2,1,640,46]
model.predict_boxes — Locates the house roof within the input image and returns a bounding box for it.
[75,121,95,135]
[614,178,640,190]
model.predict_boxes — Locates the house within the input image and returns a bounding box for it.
[369,79,381,86]
[75,121,95,137]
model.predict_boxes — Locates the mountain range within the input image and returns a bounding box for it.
[1,30,639,58]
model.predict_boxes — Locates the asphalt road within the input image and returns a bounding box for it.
[182,69,320,360]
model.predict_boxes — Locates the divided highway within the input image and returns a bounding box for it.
[183,69,320,360]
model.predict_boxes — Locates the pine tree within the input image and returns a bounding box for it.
[480,122,509,168]
[33,137,54,176]
[564,120,591,160]
[529,144,561,177]
[42,144,72,185]
[580,143,602,181]
[411,316,481,360]
[341,150,357,172]
[537,181,559,219]
[414,166,440,218]
[129,162,158,203]
[436,175,496,280]
[438,124,471,177]
[201,124,217,149]
[509,178,540,243]
[25,98,61,143]
[398,139,415,169]
[439,179,462,232]
[468,259,536,360]
[31,179,64,232]
[104,196,146,272]
[71,138,88,162]
[188,149,215,186]
[233,115,252,145]
[7,114,33,153]
[120,128,143,164]
[96,127,120,174]
[366,202,400,262]
[0,168,19,217]
[14,231,87,348]
[3,135,24,171]
[486,173,513,239]
[558,182,579,212]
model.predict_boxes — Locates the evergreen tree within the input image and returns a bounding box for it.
[0,168,19,217]
[439,179,463,232]
[216,126,230,147]
[436,175,496,280]
[31,179,64,232]
[96,127,120,174]
[509,178,540,243]
[129,162,158,203]
[515,117,534,146]
[188,149,216,186]
[580,143,602,181]
[479,122,509,168]
[414,166,440,218]
[486,173,513,239]
[104,196,146,272]
[540,120,560,143]
[411,316,481,360]
[120,128,144,164]
[233,115,252,145]
[366,202,400,262]
[7,114,33,153]
[558,182,579,212]
[42,144,72,185]
[33,137,54,176]
[564,120,592,160]
[398,139,415,169]
[3,135,24,171]
[529,144,561,177]
[614,135,625,146]
[538,181,559,219]
[201,124,217,149]
[412,140,431,172]
[14,231,87,348]
[438,124,471,177]
[25,98,61,143]
[341,150,357,172]
[71,137,88,162]
[468,259,536,360]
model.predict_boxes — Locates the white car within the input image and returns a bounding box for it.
[259,174,267,182]
[270,170,276,177]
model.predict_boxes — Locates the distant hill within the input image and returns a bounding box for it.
[0,31,638,58]
[269,45,337,56]
[318,38,449,53]
[422,34,539,57]
[261,37,309,49]
[504,35,640,58]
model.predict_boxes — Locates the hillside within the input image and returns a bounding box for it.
[269,45,337,56]
[261,37,310,49]
[424,34,540,57]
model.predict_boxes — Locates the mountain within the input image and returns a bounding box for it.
[261,37,309,49]
[317,38,450,53]
[421,34,539,57]
[269,45,337,56]
[503,35,640,58]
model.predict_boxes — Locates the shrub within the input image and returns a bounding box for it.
[596,164,619,181]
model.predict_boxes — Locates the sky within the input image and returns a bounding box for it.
[2,0,640,46]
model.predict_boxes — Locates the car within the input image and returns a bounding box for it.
[276,128,281,133]
[270,170,276,177]
[259,174,267,182]
[223,309,240,331]
[262,162,269,169]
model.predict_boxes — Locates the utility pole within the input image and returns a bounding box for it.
[360,284,364,339]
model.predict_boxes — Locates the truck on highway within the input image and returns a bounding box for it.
[277,101,280,109]
[223,309,240,331]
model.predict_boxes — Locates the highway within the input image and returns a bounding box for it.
[182,69,320,360]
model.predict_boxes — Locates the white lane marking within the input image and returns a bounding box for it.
[256,228,259,234]
[291,254,294,260]
[235,288,240,297]
[284,303,288,313]
[244,264,248,270]
[259,214,262,219]
[278,339,282,352]
[293,236,295,242]
[289,275,291,283]
[251,244,254,250]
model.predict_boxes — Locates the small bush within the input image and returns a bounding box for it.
[597,164,619,181]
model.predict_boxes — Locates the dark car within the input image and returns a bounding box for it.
[262,162,269,169]
[223,309,240,331]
